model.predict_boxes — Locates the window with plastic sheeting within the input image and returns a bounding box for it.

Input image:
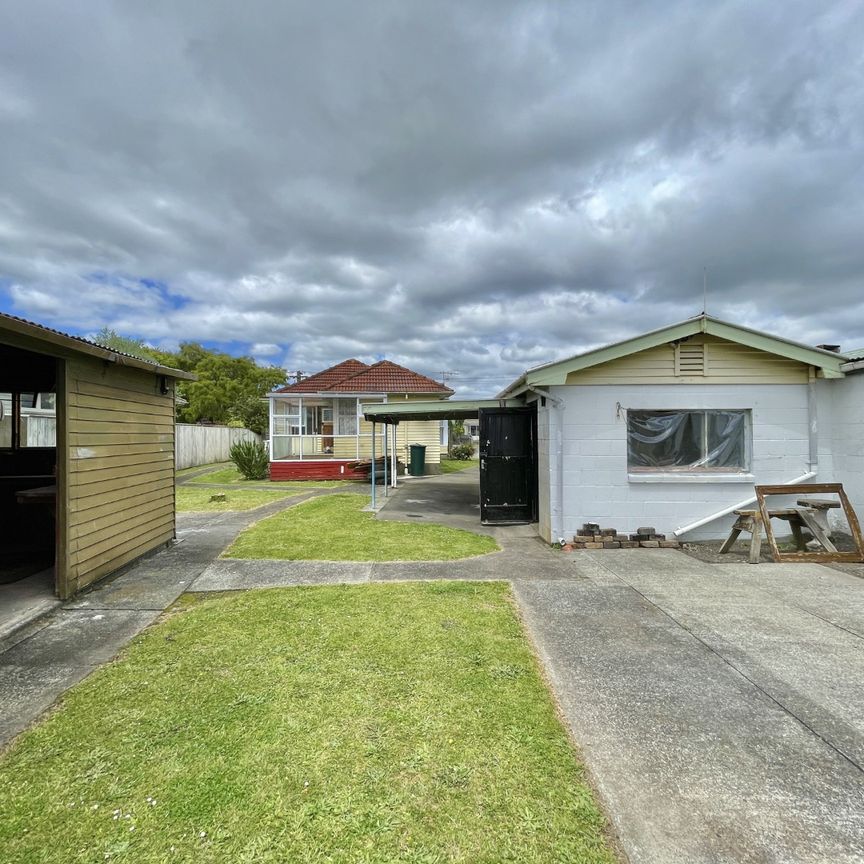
[627,410,749,473]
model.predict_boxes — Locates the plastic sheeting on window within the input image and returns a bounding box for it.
[627,410,747,471]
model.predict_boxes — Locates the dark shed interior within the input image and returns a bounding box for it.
[0,344,59,595]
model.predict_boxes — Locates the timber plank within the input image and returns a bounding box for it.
[73,378,176,409]
[72,509,175,560]
[69,390,174,415]
[71,501,175,543]
[69,360,175,396]
[70,476,173,514]
[69,432,174,446]
[69,467,174,497]
[69,485,172,526]
[67,418,174,435]
[69,451,174,473]
[70,442,173,459]
[68,463,174,488]
[73,524,174,588]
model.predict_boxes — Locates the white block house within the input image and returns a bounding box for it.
[499,314,861,543]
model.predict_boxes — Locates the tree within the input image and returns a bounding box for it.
[447,419,465,456]
[93,327,175,366]
[92,330,286,432]
[176,349,285,431]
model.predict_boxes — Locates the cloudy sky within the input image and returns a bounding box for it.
[1,1,862,396]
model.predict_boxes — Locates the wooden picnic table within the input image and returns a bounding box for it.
[719,504,838,564]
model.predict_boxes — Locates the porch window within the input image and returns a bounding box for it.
[270,396,385,460]
[627,409,749,473]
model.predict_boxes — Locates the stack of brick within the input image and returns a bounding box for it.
[569,524,680,550]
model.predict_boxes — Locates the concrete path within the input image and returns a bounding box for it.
[191,468,567,591]
[515,549,864,864]
[4,468,864,863]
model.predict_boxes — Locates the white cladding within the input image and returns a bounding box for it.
[545,382,815,541]
[829,372,864,519]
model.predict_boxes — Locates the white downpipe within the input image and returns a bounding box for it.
[526,386,565,543]
[673,471,817,537]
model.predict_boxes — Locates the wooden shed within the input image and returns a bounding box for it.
[0,313,194,599]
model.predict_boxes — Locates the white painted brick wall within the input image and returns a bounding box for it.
[535,403,552,542]
[828,373,864,519]
[546,383,815,541]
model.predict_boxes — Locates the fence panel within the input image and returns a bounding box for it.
[176,424,261,470]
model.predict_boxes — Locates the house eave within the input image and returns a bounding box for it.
[502,314,846,389]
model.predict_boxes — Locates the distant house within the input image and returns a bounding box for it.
[268,359,452,480]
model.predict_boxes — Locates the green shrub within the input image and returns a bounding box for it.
[450,443,475,460]
[229,439,270,480]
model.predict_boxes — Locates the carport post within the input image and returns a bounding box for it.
[383,422,389,495]
[391,425,397,488]
[370,422,376,509]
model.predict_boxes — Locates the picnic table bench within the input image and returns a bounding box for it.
[720,499,840,564]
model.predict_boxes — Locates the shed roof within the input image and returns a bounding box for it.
[276,358,453,395]
[498,313,847,395]
[0,312,195,380]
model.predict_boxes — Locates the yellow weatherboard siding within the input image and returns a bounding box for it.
[63,357,175,597]
[564,334,810,385]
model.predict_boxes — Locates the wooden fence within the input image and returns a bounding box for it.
[176,424,261,470]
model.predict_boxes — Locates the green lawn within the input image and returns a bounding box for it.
[175,461,230,478]
[176,486,302,513]
[0,583,616,863]
[225,494,498,560]
[188,465,349,488]
[439,458,479,474]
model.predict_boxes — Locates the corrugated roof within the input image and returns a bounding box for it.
[0,311,195,379]
[276,358,452,395]
[275,359,368,393]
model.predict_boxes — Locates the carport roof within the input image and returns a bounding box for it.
[362,399,523,423]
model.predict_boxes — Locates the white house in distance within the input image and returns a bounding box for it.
[499,314,862,542]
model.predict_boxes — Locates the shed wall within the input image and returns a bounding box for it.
[546,381,814,542]
[62,358,175,597]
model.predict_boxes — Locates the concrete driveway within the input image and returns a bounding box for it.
[515,549,864,864]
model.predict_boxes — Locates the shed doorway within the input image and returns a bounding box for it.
[0,345,60,630]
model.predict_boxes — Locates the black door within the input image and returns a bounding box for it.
[479,407,537,524]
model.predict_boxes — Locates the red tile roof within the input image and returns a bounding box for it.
[276,358,453,395]
[275,359,369,393]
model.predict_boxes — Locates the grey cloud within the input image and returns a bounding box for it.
[1,0,864,396]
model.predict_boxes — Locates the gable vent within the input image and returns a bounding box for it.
[675,342,706,376]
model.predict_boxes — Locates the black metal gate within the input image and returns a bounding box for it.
[479,406,537,524]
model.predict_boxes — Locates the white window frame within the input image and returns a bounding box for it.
[626,408,754,484]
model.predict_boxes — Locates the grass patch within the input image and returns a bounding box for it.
[175,461,229,478]
[225,494,498,560]
[189,465,350,487]
[439,459,479,474]
[176,486,301,513]
[0,583,616,863]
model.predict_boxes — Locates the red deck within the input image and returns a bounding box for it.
[269,460,366,481]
